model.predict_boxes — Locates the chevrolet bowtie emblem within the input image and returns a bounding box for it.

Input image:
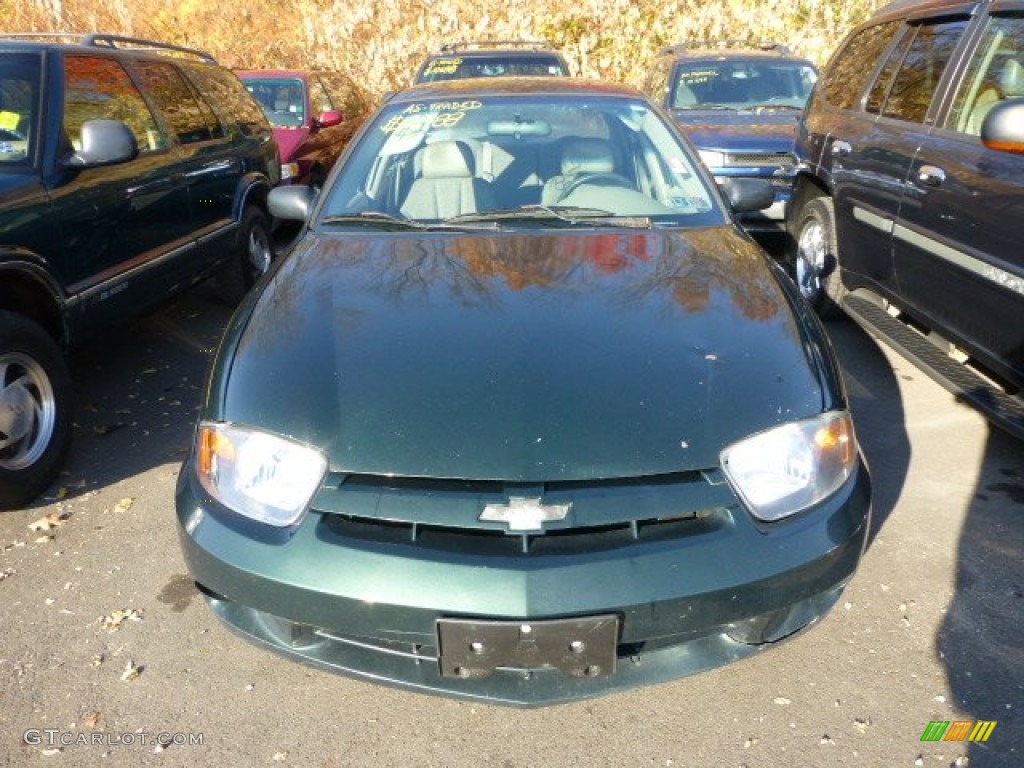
[479,497,571,532]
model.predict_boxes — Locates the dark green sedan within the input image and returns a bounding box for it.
[175,77,871,706]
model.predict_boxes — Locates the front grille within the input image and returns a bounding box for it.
[312,470,735,556]
[724,151,796,168]
[321,510,725,556]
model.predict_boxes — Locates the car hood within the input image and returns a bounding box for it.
[270,126,311,163]
[215,227,827,481]
[669,111,799,153]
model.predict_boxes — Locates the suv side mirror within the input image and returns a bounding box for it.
[315,110,343,128]
[269,184,317,222]
[980,98,1024,154]
[62,119,138,167]
[718,177,776,213]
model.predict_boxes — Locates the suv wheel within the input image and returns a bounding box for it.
[0,312,72,510]
[793,196,845,318]
[217,206,274,303]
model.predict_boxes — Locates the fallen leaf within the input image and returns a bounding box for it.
[93,423,126,436]
[28,512,68,532]
[101,608,143,632]
[0,567,14,581]
[113,497,134,513]
[83,711,102,730]
[120,660,142,681]
[34,535,54,544]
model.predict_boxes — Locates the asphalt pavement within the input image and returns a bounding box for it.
[1,277,1021,767]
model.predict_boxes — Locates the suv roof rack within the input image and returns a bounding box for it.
[660,40,793,57]
[0,32,216,62]
[438,40,556,53]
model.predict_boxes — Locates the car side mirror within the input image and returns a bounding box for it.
[315,110,343,128]
[62,119,138,168]
[980,98,1024,154]
[269,185,317,222]
[718,177,775,213]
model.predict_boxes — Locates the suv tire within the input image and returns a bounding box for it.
[0,312,72,510]
[792,195,845,318]
[217,206,274,303]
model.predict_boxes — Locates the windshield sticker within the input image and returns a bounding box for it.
[679,68,722,85]
[424,57,462,76]
[380,101,483,136]
[401,100,483,114]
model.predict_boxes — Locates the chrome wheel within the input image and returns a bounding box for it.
[0,351,56,471]
[247,223,273,277]
[796,215,827,302]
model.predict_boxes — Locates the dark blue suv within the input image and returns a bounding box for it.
[0,34,279,509]
[642,42,818,242]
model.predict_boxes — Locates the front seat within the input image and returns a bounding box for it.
[541,137,616,205]
[400,140,496,219]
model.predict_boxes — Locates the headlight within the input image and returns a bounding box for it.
[195,422,327,527]
[698,150,727,169]
[721,411,857,522]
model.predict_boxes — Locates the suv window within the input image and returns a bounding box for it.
[879,18,970,122]
[822,21,902,109]
[134,59,224,144]
[669,59,816,109]
[63,55,164,153]
[945,14,1024,134]
[0,53,38,165]
[182,62,267,138]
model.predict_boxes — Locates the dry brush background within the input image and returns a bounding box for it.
[4,0,890,95]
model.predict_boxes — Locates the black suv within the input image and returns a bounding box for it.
[789,0,1024,438]
[642,42,818,240]
[412,41,571,83]
[0,34,280,508]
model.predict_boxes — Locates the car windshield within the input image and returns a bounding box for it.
[320,92,724,228]
[417,55,568,82]
[240,76,306,127]
[672,59,818,111]
[0,53,39,169]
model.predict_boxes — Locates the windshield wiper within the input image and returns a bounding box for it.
[445,204,651,228]
[747,103,804,112]
[321,212,429,230]
[320,211,498,231]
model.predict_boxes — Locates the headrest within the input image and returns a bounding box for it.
[421,141,474,178]
[560,137,615,175]
[1001,59,1024,98]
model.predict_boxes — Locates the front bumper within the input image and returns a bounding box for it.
[176,462,871,706]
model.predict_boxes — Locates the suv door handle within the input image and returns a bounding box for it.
[917,165,946,187]
[831,140,852,157]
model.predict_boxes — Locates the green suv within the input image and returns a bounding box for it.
[0,34,280,509]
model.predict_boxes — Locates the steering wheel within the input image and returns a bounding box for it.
[0,128,24,142]
[557,172,636,202]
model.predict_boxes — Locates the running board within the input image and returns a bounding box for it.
[842,292,1024,440]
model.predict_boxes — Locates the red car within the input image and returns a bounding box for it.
[236,69,372,189]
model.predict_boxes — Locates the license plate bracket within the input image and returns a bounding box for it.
[437,615,618,680]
